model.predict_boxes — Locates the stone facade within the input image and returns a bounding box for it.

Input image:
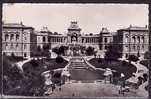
[2,22,37,58]
[2,22,148,59]
[115,25,149,59]
[36,21,113,58]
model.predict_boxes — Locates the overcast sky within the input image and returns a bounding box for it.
[3,4,148,34]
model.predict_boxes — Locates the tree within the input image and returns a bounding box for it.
[52,47,60,55]
[59,46,66,56]
[80,46,86,54]
[56,56,64,64]
[86,46,95,56]
[128,55,139,62]
[42,44,50,58]
[43,44,50,51]
[144,51,149,59]
[105,44,121,62]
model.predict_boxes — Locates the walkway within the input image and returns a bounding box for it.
[15,58,33,72]
[46,81,148,97]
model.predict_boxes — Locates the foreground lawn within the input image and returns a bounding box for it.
[3,57,68,96]
[89,58,137,80]
[22,58,68,77]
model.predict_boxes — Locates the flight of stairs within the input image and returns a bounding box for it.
[70,57,88,69]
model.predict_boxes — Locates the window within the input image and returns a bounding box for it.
[24,53,27,57]
[142,45,144,50]
[24,44,26,49]
[10,43,13,49]
[104,38,107,43]
[43,36,46,42]
[137,45,140,50]
[16,43,18,48]
[5,43,8,49]
[142,36,145,43]
[125,35,129,43]
[137,36,140,43]
[132,36,136,43]
[133,45,136,51]
[10,34,14,41]
[16,34,19,41]
[125,45,128,51]
[48,37,51,42]
[24,37,27,40]
[5,34,9,41]
[105,45,108,49]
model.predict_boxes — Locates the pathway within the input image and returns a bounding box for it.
[15,58,33,72]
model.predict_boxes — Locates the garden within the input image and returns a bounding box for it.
[89,58,137,80]
[3,54,68,96]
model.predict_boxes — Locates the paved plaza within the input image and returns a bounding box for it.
[47,81,147,97]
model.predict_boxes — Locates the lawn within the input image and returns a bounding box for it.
[88,58,137,80]
[3,56,68,96]
[22,58,68,76]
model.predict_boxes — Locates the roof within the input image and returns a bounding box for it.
[119,26,148,31]
[3,23,33,29]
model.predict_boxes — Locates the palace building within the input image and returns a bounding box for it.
[2,22,37,58]
[2,21,149,59]
[115,25,149,59]
[35,21,114,58]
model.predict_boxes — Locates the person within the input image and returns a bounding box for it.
[51,83,56,92]
[59,82,61,91]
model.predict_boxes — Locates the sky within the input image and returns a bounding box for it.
[2,4,148,34]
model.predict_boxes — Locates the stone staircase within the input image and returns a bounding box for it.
[70,57,88,69]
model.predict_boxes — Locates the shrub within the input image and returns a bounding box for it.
[128,55,139,62]
[29,60,39,66]
[86,46,95,56]
[144,51,149,59]
[56,56,64,63]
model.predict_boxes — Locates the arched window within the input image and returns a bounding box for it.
[10,34,14,41]
[16,34,19,41]
[132,36,136,43]
[137,36,140,43]
[142,36,145,43]
[137,45,140,50]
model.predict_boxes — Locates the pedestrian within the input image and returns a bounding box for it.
[51,83,56,92]
[69,75,71,82]
[59,83,61,91]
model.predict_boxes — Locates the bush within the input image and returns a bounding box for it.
[56,56,64,63]
[89,58,137,80]
[144,51,149,59]
[86,46,95,56]
[128,55,139,62]
[29,60,39,66]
